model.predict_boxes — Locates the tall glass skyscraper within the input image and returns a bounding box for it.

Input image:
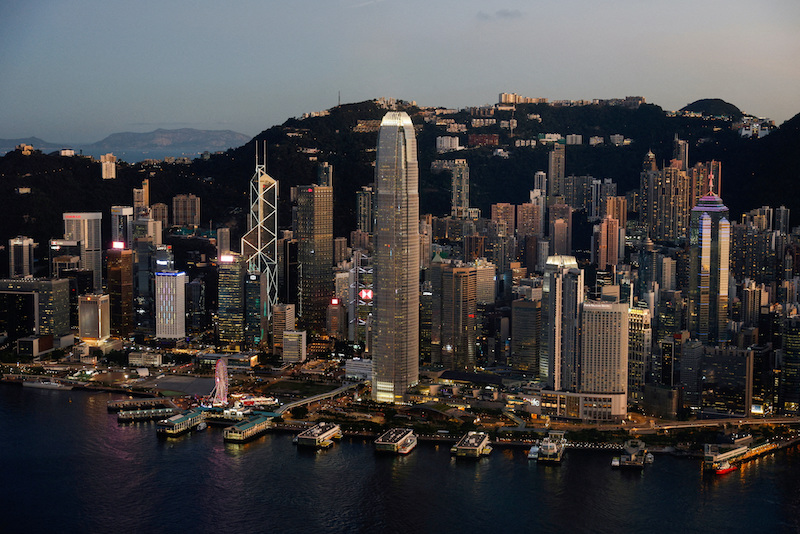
[296,184,333,332]
[63,212,103,292]
[372,112,420,403]
[688,185,730,345]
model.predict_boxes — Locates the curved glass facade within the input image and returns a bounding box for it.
[372,112,420,402]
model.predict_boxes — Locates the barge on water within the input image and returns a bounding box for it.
[294,422,342,449]
[374,428,417,455]
[223,416,274,443]
[450,431,492,458]
[156,408,206,437]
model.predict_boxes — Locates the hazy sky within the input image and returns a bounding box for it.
[1,0,798,143]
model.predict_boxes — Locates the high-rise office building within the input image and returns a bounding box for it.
[8,236,35,278]
[244,271,267,348]
[473,258,497,305]
[579,301,628,395]
[334,237,349,265]
[272,303,296,356]
[217,254,245,347]
[517,202,540,238]
[590,178,617,221]
[510,298,541,372]
[155,271,186,339]
[440,263,477,372]
[534,171,547,193]
[775,205,791,235]
[296,184,333,331]
[151,203,169,229]
[49,239,81,278]
[605,196,628,228]
[548,140,566,202]
[640,159,691,242]
[79,294,111,342]
[185,278,206,332]
[283,330,307,363]
[133,178,150,218]
[133,217,162,245]
[592,215,620,270]
[449,159,470,218]
[100,153,117,180]
[172,194,201,227]
[673,134,689,171]
[491,203,515,236]
[627,305,652,405]
[241,148,278,322]
[106,246,133,337]
[63,212,102,292]
[372,111,420,402]
[317,162,333,187]
[549,203,573,255]
[781,316,800,415]
[688,183,731,345]
[216,227,231,257]
[348,250,373,350]
[356,185,375,235]
[278,237,299,306]
[111,206,135,248]
[541,255,583,388]
[0,278,70,342]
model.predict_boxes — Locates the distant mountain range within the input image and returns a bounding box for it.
[0,128,252,162]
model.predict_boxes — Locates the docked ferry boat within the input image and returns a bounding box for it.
[223,416,273,443]
[616,439,649,469]
[374,428,417,455]
[450,431,492,458]
[156,408,206,437]
[23,378,73,391]
[537,431,566,463]
[294,422,342,449]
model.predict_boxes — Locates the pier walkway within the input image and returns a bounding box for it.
[107,398,177,412]
[276,382,360,415]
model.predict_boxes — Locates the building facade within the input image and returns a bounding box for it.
[372,111,420,403]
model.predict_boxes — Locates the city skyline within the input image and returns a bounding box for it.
[1,1,798,143]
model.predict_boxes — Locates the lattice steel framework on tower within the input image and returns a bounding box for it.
[241,147,278,320]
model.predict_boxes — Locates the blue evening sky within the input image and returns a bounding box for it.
[1,0,798,143]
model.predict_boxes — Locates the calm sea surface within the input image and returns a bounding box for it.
[3,385,800,534]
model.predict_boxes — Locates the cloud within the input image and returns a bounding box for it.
[347,0,386,8]
[496,9,522,19]
[477,9,523,21]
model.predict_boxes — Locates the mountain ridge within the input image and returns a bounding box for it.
[0,128,251,160]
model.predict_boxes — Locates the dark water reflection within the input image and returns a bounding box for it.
[2,386,799,533]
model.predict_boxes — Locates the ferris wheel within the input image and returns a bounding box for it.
[210,358,228,406]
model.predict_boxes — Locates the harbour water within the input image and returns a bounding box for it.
[3,385,800,533]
